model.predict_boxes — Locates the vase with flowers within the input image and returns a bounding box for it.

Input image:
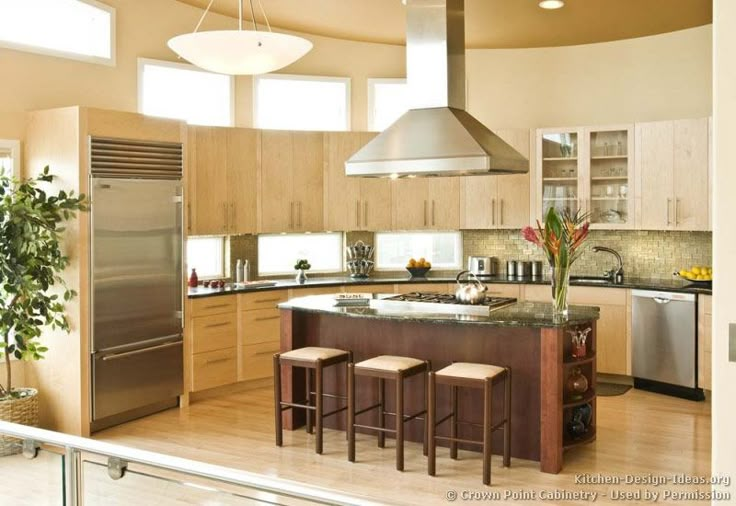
[522,208,590,319]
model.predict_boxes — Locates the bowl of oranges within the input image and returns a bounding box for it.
[406,257,432,278]
[674,266,713,284]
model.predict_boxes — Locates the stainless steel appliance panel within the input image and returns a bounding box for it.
[92,339,183,420]
[91,178,183,353]
[632,290,696,388]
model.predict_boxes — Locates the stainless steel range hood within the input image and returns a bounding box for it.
[345,0,528,178]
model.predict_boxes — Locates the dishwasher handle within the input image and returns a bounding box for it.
[653,297,672,304]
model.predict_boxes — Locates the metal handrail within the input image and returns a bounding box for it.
[0,421,380,506]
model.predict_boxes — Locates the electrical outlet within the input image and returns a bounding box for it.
[730,324,736,363]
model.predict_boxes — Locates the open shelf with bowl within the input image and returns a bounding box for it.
[561,325,597,451]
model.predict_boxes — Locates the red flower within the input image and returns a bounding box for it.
[522,226,541,246]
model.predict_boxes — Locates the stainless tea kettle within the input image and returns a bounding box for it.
[455,270,488,305]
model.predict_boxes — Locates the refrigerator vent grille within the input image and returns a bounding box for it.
[90,137,183,179]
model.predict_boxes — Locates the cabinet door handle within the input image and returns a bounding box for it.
[289,202,294,229]
[254,316,280,322]
[423,200,428,227]
[356,200,360,228]
[363,201,368,228]
[204,322,231,329]
[432,200,436,226]
[666,198,672,226]
[186,203,192,233]
[675,198,680,226]
[205,357,231,365]
[500,199,504,225]
[254,348,280,356]
[202,304,230,310]
[223,203,228,233]
[253,298,282,304]
[230,202,235,233]
[297,202,302,228]
[491,198,496,225]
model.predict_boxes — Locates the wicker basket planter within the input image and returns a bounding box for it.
[0,388,39,456]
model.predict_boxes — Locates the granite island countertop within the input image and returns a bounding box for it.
[188,274,711,298]
[279,294,600,328]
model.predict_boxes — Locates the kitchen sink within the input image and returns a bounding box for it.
[570,276,613,284]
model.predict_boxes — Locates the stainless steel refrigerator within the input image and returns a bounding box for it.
[89,137,184,432]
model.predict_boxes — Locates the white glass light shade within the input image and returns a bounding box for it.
[538,0,565,9]
[168,30,313,75]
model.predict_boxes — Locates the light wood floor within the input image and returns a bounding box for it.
[85,386,712,505]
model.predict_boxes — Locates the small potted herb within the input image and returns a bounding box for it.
[294,259,311,284]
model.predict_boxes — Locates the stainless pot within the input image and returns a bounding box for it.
[455,270,488,305]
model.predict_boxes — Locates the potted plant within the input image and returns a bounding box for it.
[0,167,87,454]
[522,208,589,318]
[294,258,311,284]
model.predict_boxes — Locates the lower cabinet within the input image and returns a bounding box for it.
[698,295,712,390]
[238,290,289,382]
[523,285,629,375]
[189,295,238,392]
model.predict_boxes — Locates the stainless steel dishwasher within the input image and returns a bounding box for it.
[631,290,704,400]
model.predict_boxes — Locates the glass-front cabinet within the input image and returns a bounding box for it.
[535,125,634,229]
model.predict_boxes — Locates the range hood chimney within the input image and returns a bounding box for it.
[345,0,528,177]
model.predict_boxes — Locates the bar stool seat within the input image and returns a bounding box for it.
[348,355,430,471]
[436,362,505,381]
[428,362,511,486]
[355,355,425,372]
[274,346,353,455]
[280,346,349,362]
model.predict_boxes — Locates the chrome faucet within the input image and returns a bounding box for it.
[592,246,624,284]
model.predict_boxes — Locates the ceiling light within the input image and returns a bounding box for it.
[539,0,565,9]
[168,0,312,75]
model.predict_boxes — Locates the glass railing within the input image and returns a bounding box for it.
[0,421,379,506]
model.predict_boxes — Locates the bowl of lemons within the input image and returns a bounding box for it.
[675,266,713,284]
[406,258,432,278]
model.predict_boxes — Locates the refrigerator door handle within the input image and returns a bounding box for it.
[102,341,182,362]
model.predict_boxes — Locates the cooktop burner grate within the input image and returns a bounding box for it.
[385,292,516,309]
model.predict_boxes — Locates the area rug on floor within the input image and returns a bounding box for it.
[597,382,633,397]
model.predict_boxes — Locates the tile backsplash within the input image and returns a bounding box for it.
[226,229,712,281]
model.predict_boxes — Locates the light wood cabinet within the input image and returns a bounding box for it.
[461,129,531,229]
[534,125,635,229]
[259,130,324,233]
[188,294,238,392]
[237,290,289,382]
[392,177,460,230]
[323,132,392,231]
[698,294,712,391]
[636,118,710,231]
[523,285,629,375]
[187,126,257,235]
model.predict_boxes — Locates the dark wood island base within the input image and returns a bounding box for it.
[279,296,600,474]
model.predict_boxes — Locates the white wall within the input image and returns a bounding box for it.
[712,0,736,499]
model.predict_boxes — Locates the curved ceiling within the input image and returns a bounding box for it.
[174,0,712,49]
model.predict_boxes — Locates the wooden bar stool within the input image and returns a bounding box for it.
[347,355,430,471]
[428,362,511,486]
[273,346,352,454]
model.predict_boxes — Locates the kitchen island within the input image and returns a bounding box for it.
[279,295,600,473]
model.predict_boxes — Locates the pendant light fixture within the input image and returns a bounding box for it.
[168,0,313,75]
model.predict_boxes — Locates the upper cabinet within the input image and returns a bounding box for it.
[187,126,257,236]
[460,128,531,229]
[636,118,710,231]
[392,177,460,230]
[323,132,392,231]
[259,130,324,233]
[534,125,634,229]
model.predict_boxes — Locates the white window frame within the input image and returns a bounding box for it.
[252,73,351,131]
[367,77,407,132]
[186,236,228,280]
[257,232,344,276]
[0,139,21,178]
[137,58,235,127]
[0,0,116,66]
[374,231,463,271]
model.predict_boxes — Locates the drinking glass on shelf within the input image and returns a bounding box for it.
[606,185,615,198]
[619,185,628,199]
[617,141,624,156]
[604,142,610,156]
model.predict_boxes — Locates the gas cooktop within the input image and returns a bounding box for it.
[374,292,517,316]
